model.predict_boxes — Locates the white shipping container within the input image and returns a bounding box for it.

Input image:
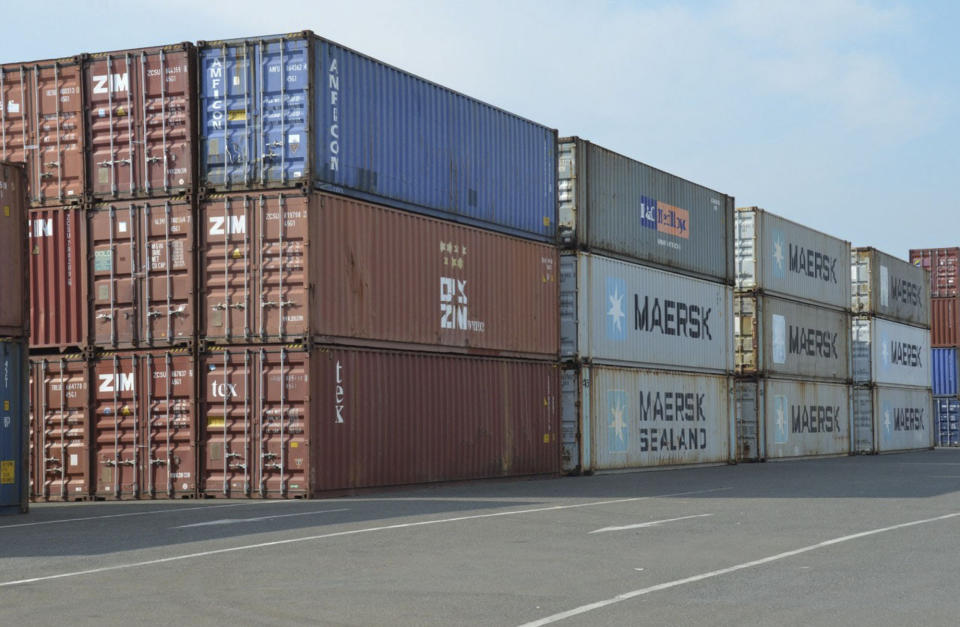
[851,247,930,327]
[852,385,933,454]
[852,317,931,387]
[560,252,733,373]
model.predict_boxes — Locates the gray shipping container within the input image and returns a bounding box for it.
[736,378,851,461]
[560,252,733,374]
[735,207,851,310]
[558,137,734,284]
[735,292,850,381]
[851,247,930,327]
[852,385,933,454]
[561,365,732,473]
[852,317,931,387]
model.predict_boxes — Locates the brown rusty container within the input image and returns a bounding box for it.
[29,207,88,350]
[199,191,559,358]
[198,345,559,498]
[29,354,92,501]
[88,198,195,349]
[0,57,86,206]
[92,349,197,499]
[83,43,196,200]
[910,248,960,299]
[0,161,28,337]
[931,297,960,348]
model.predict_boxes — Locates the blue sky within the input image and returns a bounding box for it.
[3,0,956,259]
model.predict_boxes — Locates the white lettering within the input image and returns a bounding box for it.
[29,218,52,238]
[98,373,135,393]
[335,360,345,424]
[209,215,246,236]
[92,73,129,95]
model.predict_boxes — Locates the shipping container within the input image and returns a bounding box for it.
[852,316,931,387]
[29,354,91,501]
[932,348,958,397]
[0,161,28,337]
[935,398,959,447]
[197,32,556,242]
[560,365,732,474]
[909,247,959,299]
[735,292,850,381]
[930,298,960,347]
[851,385,933,453]
[851,247,930,327]
[560,252,733,373]
[0,57,86,205]
[0,341,28,513]
[736,378,851,461]
[199,191,558,357]
[199,345,558,497]
[92,350,197,499]
[735,207,851,310]
[28,207,88,350]
[83,43,197,200]
[558,137,734,284]
[88,198,195,349]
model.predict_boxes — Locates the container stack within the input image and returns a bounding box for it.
[733,208,853,461]
[851,248,933,453]
[557,137,735,474]
[909,247,960,446]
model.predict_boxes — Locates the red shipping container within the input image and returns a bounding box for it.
[92,350,197,499]
[0,161,28,337]
[29,355,92,501]
[199,191,559,358]
[88,198,195,349]
[910,248,959,299]
[931,297,960,348]
[83,43,196,200]
[199,345,559,497]
[29,207,88,350]
[0,57,86,205]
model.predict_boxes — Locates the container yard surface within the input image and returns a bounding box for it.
[5,450,960,626]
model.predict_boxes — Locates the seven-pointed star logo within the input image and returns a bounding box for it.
[777,405,786,435]
[607,286,625,333]
[610,400,627,443]
[773,234,785,270]
[884,407,893,435]
[881,338,890,365]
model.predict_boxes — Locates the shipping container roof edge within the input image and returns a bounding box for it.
[852,245,917,265]
[735,206,852,246]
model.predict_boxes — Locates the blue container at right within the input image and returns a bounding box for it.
[0,341,27,514]
[932,348,958,397]
[935,398,960,446]
[198,31,557,243]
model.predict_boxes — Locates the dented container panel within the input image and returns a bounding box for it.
[851,248,930,327]
[1,341,28,513]
[910,247,959,299]
[852,317,931,387]
[0,162,28,337]
[759,378,851,459]
[29,207,88,350]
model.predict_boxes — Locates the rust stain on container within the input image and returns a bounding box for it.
[931,298,960,348]
[199,191,559,358]
[0,161,28,337]
[29,207,88,350]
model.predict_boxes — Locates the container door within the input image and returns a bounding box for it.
[852,386,875,454]
[559,367,581,474]
[86,52,139,198]
[140,200,194,346]
[90,204,140,348]
[202,349,254,497]
[93,355,141,498]
[258,39,309,187]
[202,196,253,342]
[734,380,760,461]
[258,193,308,340]
[140,48,194,196]
[256,348,308,497]
[29,208,87,350]
[0,342,27,513]
[142,352,196,498]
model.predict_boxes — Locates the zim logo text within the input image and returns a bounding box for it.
[99,373,135,393]
[92,73,129,95]
[209,216,246,236]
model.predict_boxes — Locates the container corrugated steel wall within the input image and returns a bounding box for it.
[909,248,959,299]
[198,32,557,243]
[735,293,850,381]
[0,341,28,513]
[851,386,874,454]
[83,43,197,199]
[29,207,88,350]
[558,137,733,284]
[734,207,851,309]
[0,162,28,337]
[930,298,960,347]
[199,191,558,357]
[872,385,933,452]
[852,317,931,387]
[935,398,960,446]
[560,252,733,373]
[932,348,958,397]
[851,248,930,327]
[0,58,86,206]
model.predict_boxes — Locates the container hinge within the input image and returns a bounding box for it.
[46,468,64,475]
[146,310,162,319]
[44,457,61,464]
[259,152,279,161]
[96,313,113,321]
[104,459,135,467]
[146,156,162,163]
[212,303,246,311]
[46,161,61,169]
[261,452,278,460]
[97,159,131,167]
[229,463,247,471]
[262,300,293,308]
[150,459,167,466]
[263,463,282,471]
[169,305,187,316]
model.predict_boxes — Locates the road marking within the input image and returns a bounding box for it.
[517,510,960,626]
[0,502,291,530]
[175,509,349,528]
[927,475,960,479]
[590,513,713,534]
[0,486,730,588]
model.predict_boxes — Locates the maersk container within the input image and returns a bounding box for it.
[935,398,959,447]
[852,385,933,453]
[560,365,732,474]
[852,316,931,387]
[197,32,556,242]
[910,247,959,299]
[1,341,28,514]
[932,348,958,397]
[851,247,930,327]
[557,137,733,284]
[735,207,851,310]
[735,292,850,381]
[560,252,733,373]
[0,161,28,338]
[736,377,851,461]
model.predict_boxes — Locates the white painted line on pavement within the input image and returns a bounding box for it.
[590,513,713,534]
[175,509,350,528]
[517,510,960,627]
[0,501,292,530]
[0,486,731,588]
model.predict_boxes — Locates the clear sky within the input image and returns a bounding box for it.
[3,0,956,260]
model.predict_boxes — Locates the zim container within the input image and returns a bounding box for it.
[930,298,960,347]
[852,385,933,454]
[909,247,959,299]
[558,137,734,284]
[1,340,28,514]
[932,348,958,397]
[851,247,930,328]
[0,161,28,337]
[852,316,931,387]
[197,32,556,242]
[29,207,88,350]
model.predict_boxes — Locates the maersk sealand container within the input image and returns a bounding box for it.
[198,32,557,242]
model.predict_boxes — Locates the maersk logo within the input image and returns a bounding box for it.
[771,229,786,279]
[883,403,925,437]
[773,395,789,444]
[605,277,626,341]
[886,340,922,368]
[608,389,628,452]
[882,401,893,439]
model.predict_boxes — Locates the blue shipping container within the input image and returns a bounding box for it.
[0,341,27,514]
[936,398,960,447]
[198,32,557,242]
[932,348,958,397]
